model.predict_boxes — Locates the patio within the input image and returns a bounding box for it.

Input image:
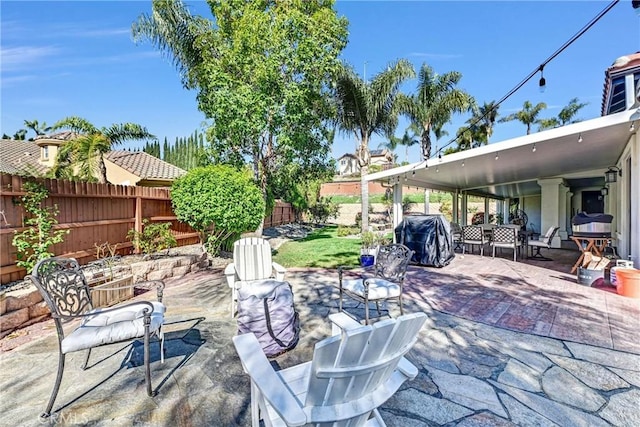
[0,250,639,426]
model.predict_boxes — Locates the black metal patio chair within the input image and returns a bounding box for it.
[337,243,414,324]
[27,257,165,417]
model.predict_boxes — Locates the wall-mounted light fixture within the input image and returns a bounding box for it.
[600,186,609,196]
[604,166,622,183]
[577,133,583,143]
[630,121,636,132]
[532,143,537,152]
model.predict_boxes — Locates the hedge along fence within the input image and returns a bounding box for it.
[0,173,295,285]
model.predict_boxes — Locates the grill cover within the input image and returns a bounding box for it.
[394,215,454,268]
[571,213,613,225]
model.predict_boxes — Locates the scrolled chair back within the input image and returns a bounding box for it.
[29,257,94,320]
[373,244,413,282]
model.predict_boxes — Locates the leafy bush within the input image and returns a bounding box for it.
[171,165,265,255]
[127,220,177,255]
[336,225,358,237]
[307,197,339,224]
[11,181,69,273]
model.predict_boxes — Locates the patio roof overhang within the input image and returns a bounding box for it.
[366,109,638,199]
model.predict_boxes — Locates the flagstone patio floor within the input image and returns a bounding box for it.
[0,247,638,426]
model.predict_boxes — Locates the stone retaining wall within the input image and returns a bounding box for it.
[0,253,210,339]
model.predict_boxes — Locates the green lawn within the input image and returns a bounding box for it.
[272,225,361,269]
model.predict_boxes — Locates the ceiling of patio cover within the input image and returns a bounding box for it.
[395,215,455,268]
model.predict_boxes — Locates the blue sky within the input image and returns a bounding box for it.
[1,1,638,164]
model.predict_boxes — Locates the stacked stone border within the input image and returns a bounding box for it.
[0,253,210,339]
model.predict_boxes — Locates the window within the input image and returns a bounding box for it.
[41,146,49,160]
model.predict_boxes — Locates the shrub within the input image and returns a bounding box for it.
[307,197,339,224]
[11,181,69,273]
[336,225,358,237]
[171,165,265,255]
[127,220,177,255]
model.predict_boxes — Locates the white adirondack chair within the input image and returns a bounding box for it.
[233,312,427,427]
[225,237,287,317]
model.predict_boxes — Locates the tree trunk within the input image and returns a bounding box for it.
[421,130,432,160]
[360,165,369,234]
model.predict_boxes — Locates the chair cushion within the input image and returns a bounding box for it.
[342,278,401,300]
[62,301,165,354]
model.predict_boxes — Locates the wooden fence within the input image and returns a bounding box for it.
[0,174,294,284]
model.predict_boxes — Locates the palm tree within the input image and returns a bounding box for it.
[399,64,475,160]
[396,124,421,164]
[24,119,51,140]
[538,98,588,131]
[499,100,547,135]
[333,59,415,233]
[471,101,499,144]
[51,116,155,183]
[131,0,209,90]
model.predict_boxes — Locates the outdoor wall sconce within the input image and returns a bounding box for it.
[600,186,609,196]
[604,166,622,183]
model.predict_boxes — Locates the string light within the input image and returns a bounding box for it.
[412,170,416,176]
[577,133,583,143]
[532,144,537,153]
[461,160,465,167]
[631,122,636,132]
[495,153,499,160]
[538,66,546,93]
[430,2,617,155]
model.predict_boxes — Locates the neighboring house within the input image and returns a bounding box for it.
[0,134,185,187]
[337,153,358,176]
[104,150,185,187]
[367,52,639,265]
[370,149,394,168]
[337,149,394,176]
[0,139,48,176]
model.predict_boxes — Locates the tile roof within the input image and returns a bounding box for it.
[34,131,82,141]
[104,150,186,180]
[0,139,48,176]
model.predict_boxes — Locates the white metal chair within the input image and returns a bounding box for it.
[528,226,560,260]
[225,237,286,317]
[491,226,520,261]
[28,257,165,418]
[233,312,427,427]
[461,225,488,256]
[338,243,413,325]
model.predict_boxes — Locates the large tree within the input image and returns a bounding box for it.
[51,116,155,183]
[499,100,547,135]
[333,59,415,233]
[399,64,474,160]
[133,0,348,232]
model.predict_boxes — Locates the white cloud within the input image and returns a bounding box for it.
[1,46,61,71]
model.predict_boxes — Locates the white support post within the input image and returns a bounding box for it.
[537,178,564,248]
[393,182,403,243]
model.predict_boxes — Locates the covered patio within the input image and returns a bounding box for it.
[1,257,638,426]
[367,108,639,266]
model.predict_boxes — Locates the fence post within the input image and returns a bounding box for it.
[134,194,142,254]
